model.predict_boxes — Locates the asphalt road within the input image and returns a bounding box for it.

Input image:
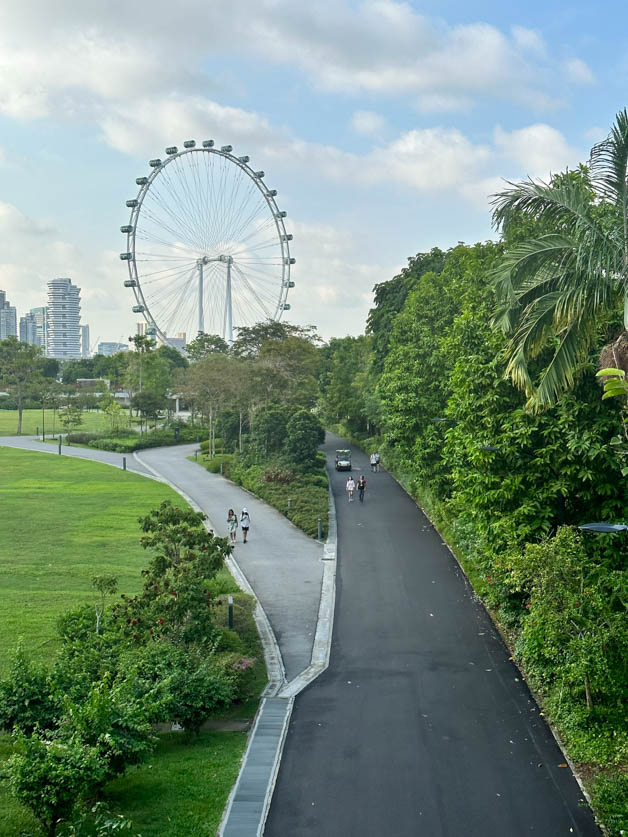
[264,434,600,837]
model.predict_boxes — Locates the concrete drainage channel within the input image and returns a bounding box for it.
[133,452,338,837]
[218,485,337,837]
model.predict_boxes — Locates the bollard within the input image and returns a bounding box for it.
[123,456,127,471]
[220,462,223,475]
[317,518,323,540]
[228,595,234,629]
[58,436,62,455]
[194,450,198,462]
[287,498,292,510]
[36,425,39,437]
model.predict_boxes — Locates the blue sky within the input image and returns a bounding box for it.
[0,0,627,345]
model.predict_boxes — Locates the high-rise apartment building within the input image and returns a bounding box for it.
[46,278,81,359]
[30,307,48,348]
[19,312,39,346]
[0,290,18,339]
[81,324,90,358]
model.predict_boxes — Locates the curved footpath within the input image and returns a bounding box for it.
[1,435,601,835]
[0,435,330,836]
[264,432,600,837]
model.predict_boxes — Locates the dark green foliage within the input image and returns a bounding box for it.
[56,679,155,784]
[590,773,628,836]
[251,405,290,455]
[284,409,325,466]
[367,248,446,373]
[7,733,106,836]
[0,644,58,734]
[113,502,227,646]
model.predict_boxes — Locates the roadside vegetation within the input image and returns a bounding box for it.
[318,114,628,833]
[0,449,265,836]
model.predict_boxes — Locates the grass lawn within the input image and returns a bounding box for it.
[0,409,136,436]
[0,731,248,837]
[0,447,183,673]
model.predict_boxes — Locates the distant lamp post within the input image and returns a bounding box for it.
[578,522,628,534]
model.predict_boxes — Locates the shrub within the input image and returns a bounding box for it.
[8,733,106,837]
[263,466,296,484]
[590,772,628,836]
[55,678,155,784]
[201,453,235,474]
[0,643,58,734]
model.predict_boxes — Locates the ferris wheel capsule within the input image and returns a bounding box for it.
[166,146,178,155]
[183,140,196,148]
[136,177,148,186]
[149,159,162,167]
[220,145,233,152]
[202,140,214,147]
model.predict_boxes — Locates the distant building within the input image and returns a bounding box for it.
[81,324,90,358]
[0,290,17,339]
[19,312,39,346]
[46,278,81,360]
[164,332,186,353]
[98,342,129,357]
[30,307,48,348]
[75,378,109,392]
[136,321,157,340]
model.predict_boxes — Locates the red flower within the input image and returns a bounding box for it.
[575,601,580,607]
[158,618,164,625]
[133,633,139,640]
[487,576,492,583]
[525,603,531,610]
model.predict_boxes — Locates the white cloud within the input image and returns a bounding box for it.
[563,58,595,85]
[286,220,397,338]
[494,123,583,177]
[0,201,135,343]
[0,0,583,129]
[351,110,387,136]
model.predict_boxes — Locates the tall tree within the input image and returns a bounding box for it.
[0,337,45,434]
[186,332,229,361]
[491,110,628,410]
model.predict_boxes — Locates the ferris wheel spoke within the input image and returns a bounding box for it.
[232,264,276,318]
[146,181,205,252]
[169,157,208,249]
[135,230,200,258]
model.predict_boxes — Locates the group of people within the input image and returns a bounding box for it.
[345,451,380,503]
[227,507,251,544]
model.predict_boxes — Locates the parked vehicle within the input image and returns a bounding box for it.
[335,449,352,471]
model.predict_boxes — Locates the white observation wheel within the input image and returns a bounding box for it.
[120,141,294,347]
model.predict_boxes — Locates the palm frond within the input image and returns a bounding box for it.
[531,317,595,411]
[503,292,561,395]
[589,108,628,219]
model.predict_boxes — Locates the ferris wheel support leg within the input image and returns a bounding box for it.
[198,259,204,334]
[226,256,233,345]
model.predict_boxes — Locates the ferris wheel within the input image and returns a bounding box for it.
[119,140,294,347]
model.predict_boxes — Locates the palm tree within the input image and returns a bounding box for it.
[491,109,628,410]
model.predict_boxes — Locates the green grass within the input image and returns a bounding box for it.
[0,447,183,673]
[0,731,248,837]
[0,409,136,436]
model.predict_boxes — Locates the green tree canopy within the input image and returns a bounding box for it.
[491,110,628,410]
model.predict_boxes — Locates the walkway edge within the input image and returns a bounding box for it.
[133,450,286,695]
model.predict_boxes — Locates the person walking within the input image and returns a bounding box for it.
[357,474,367,502]
[346,476,356,502]
[240,508,251,542]
[370,452,376,472]
[374,451,380,472]
[227,508,238,544]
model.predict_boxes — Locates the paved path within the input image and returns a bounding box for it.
[138,444,324,681]
[264,433,600,837]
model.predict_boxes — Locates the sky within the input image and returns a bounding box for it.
[0,0,627,347]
